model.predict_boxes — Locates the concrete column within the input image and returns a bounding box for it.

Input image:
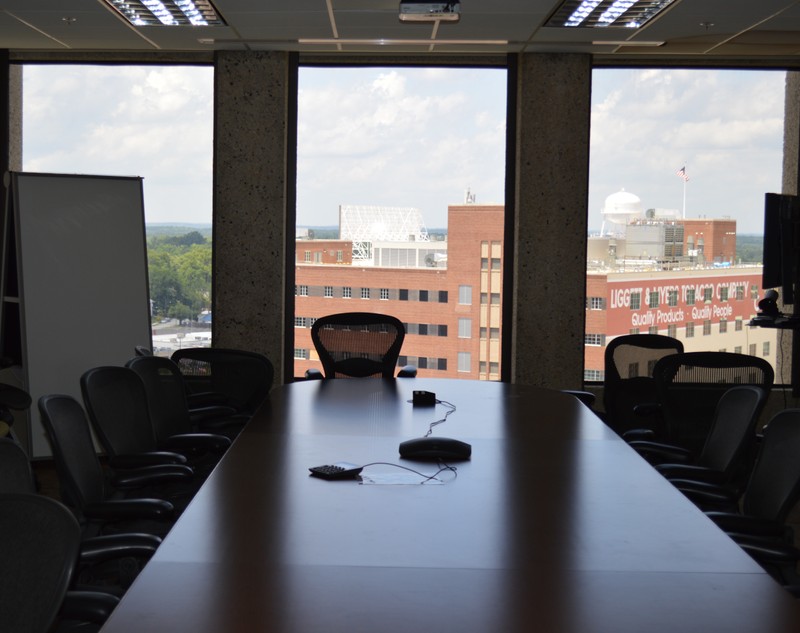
[511,53,592,389]
[213,51,294,385]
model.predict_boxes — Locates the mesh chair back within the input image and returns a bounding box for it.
[0,493,81,633]
[171,348,274,414]
[653,351,775,452]
[80,366,159,459]
[0,437,35,493]
[310,312,406,379]
[126,356,193,444]
[696,385,766,478]
[602,334,684,435]
[39,394,108,512]
[741,409,800,523]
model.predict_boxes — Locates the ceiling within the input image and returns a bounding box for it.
[2,0,800,64]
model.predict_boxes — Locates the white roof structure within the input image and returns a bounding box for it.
[339,205,430,260]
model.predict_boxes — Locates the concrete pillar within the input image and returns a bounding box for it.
[511,53,592,389]
[213,51,295,385]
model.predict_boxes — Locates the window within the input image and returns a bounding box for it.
[294,349,309,360]
[667,324,676,337]
[490,293,501,306]
[630,292,641,310]
[751,284,759,300]
[703,320,711,335]
[304,250,311,262]
[648,326,658,335]
[418,324,428,336]
[719,319,727,333]
[438,324,448,336]
[380,288,389,300]
[480,293,488,304]
[438,358,447,371]
[667,290,678,307]
[439,290,448,303]
[686,322,695,338]
[419,290,428,302]
[457,352,471,373]
[481,258,489,270]
[336,250,343,262]
[736,285,745,300]
[361,287,370,299]
[628,362,640,378]
[458,318,472,338]
[735,317,743,331]
[297,285,308,296]
[686,289,696,305]
[750,343,757,356]
[458,285,472,305]
[763,342,771,356]
[584,369,603,381]
[703,287,713,302]
[480,327,487,339]
[314,252,322,263]
[648,291,659,308]
[585,333,604,346]
[630,327,639,335]
[588,297,605,310]
[417,357,428,369]
[491,258,501,269]
[720,287,729,302]
[399,289,408,301]
[342,286,352,298]
[734,346,742,353]
[294,316,305,327]
[324,286,333,298]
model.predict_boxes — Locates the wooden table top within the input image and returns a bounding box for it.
[99,378,800,633]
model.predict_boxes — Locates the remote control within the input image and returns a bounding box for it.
[309,462,364,480]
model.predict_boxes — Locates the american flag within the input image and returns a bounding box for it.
[676,166,689,182]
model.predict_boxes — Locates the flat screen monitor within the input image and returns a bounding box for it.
[762,192,800,305]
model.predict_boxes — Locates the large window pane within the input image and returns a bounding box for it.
[586,68,786,383]
[294,67,506,380]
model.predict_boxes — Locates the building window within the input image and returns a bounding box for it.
[763,341,771,356]
[324,286,333,298]
[417,357,428,369]
[481,258,489,270]
[686,322,694,338]
[734,346,742,354]
[304,250,311,262]
[719,319,727,333]
[490,293,501,306]
[480,293,488,304]
[735,317,743,331]
[294,348,308,360]
[648,326,658,335]
[439,290,448,303]
[418,324,428,336]
[667,290,678,307]
[703,287,713,302]
[750,284,759,300]
[457,352,471,373]
[629,327,639,335]
[686,288,696,305]
[399,288,408,301]
[342,286,352,299]
[458,318,472,338]
[491,258,501,269]
[438,358,448,371]
[628,362,640,378]
[314,252,322,263]
[667,324,676,337]
[584,369,604,381]
[380,288,389,300]
[585,333,604,346]
[736,285,745,300]
[720,287,729,302]
[749,343,757,356]
[588,297,606,310]
[630,292,641,310]
[297,285,308,296]
[336,250,343,262]
[703,320,711,335]
[648,291,659,308]
[361,287,370,299]
[419,290,428,302]
[479,327,487,339]
[490,327,500,340]
[458,285,472,305]
[438,324,448,336]
[294,316,305,327]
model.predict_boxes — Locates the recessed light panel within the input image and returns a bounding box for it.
[546,0,676,29]
[104,0,225,27]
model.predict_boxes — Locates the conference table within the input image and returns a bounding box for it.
[99,378,800,633]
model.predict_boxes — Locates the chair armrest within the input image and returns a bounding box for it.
[562,390,595,407]
[629,440,693,464]
[633,402,661,417]
[397,365,417,378]
[109,451,188,468]
[83,498,174,522]
[304,368,324,380]
[620,428,657,441]
[189,405,240,424]
[705,512,790,539]
[736,537,800,564]
[187,391,231,408]
[109,463,194,489]
[79,532,162,566]
[656,463,727,485]
[672,479,739,511]
[163,432,231,455]
[60,591,120,625]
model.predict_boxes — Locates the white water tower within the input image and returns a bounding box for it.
[601,189,643,235]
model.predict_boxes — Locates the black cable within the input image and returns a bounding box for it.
[360,461,458,484]
[424,398,457,437]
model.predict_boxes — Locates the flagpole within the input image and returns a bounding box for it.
[682,176,686,219]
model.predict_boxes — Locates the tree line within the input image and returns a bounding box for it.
[147,230,211,322]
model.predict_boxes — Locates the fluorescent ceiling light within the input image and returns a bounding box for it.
[399,1,461,23]
[297,38,506,46]
[546,0,676,28]
[103,0,225,27]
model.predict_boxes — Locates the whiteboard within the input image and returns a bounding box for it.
[11,172,151,457]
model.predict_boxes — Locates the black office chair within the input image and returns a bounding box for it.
[630,385,767,488]
[170,347,274,416]
[673,409,800,587]
[126,355,232,465]
[601,334,684,438]
[0,381,32,441]
[0,436,161,597]
[652,351,775,454]
[307,312,416,379]
[39,394,186,538]
[0,493,119,633]
[81,366,191,469]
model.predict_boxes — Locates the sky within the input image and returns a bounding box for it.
[22,64,786,234]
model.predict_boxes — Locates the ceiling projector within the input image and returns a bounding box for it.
[399,1,461,22]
